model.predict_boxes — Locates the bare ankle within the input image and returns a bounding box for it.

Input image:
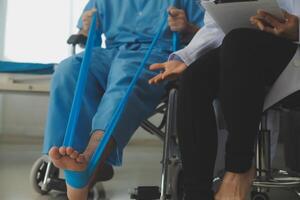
[67,185,89,200]
[83,131,104,158]
[215,167,255,200]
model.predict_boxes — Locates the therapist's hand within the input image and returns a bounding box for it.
[250,10,299,41]
[80,8,97,36]
[148,60,187,84]
[168,7,199,35]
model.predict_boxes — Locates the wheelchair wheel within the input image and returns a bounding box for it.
[251,191,270,200]
[30,155,58,195]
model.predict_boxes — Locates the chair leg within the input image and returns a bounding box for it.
[256,114,272,181]
[160,88,179,200]
[252,112,300,199]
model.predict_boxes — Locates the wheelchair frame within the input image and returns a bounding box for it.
[131,87,183,200]
[250,106,300,200]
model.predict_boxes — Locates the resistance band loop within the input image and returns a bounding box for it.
[64,12,179,188]
[63,13,98,147]
[172,32,179,52]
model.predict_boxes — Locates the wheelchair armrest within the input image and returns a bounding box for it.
[67,34,87,46]
[159,80,179,104]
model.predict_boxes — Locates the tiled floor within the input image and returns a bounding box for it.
[0,129,162,200]
[0,129,300,200]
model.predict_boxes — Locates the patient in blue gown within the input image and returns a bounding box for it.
[43,0,204,199]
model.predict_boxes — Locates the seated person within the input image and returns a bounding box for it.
[149,0,299,199]
[42,0,204,199]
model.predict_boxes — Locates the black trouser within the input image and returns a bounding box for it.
[177,28,297,200]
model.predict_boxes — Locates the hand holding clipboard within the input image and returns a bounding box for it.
[250,9,299,41]
[202,0,284,32]
[202,0,299,41]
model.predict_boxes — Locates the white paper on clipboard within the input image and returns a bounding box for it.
[202,0,284,34]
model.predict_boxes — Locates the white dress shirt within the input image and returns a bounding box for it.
[173,0,300,66]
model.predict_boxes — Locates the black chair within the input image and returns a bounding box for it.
[139,87,300,200]
[251,92,300,200]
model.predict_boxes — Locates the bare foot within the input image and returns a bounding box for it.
[215,167,255,200]
[49,131,104,171]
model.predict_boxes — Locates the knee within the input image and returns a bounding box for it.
[51,56,80,90]
[222,28,261,53]
[221,28,261,71]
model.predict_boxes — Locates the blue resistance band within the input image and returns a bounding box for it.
[64,12,179,188]
[63,12,97,147]
[172,32,179,52]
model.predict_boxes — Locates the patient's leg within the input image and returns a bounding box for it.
[49,130,112,171]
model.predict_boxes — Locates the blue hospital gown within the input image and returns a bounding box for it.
[43,0,204,166]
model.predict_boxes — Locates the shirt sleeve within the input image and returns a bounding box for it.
[169,54,184,62]
[169,13,225,66]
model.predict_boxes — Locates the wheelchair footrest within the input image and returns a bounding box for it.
[130,186,161,200]
[48,178,67,192]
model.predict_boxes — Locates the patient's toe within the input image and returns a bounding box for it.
[70,150,79,159]
[59,146,66,156]
[66,147,74,156]
[49,146,62,160]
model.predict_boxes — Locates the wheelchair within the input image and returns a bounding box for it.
[130,83,183,200]
[29,33,183,200]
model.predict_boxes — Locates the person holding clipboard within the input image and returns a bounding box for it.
[149,0,300,199]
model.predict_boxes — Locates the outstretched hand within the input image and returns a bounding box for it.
[148,60,187,84]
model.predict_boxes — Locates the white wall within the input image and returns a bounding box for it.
[0,0,87,137]
[2,94,49,137]
[0,0,7,134]
[0,0,6,58]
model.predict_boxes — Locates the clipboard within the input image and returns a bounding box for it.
[202,0,284,34]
